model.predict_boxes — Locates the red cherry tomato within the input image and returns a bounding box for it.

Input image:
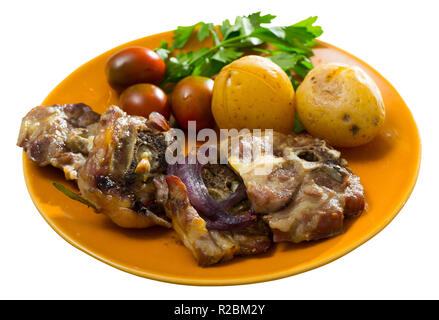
[171,76,215,130]
[105,47,165,91]
[120,84,170,119]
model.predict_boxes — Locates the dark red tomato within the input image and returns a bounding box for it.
[120,83,170,119]
[171,76,215,130]
[105,47,165,91]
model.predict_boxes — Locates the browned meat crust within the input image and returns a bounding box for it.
[163,176,271,266]
[17,103,100,180]
[201,163,242,201]
[77,106,172,229]
[228,132,365,243]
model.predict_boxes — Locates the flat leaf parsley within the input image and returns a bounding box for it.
[154,13,323,132]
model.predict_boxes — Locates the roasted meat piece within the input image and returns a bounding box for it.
[162,175,271,266]
[17,103,100,180]
[18,102,365,266]
[77,106,172,229]
[227,132,365,243]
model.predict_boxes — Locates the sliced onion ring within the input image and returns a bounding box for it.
[167,161,255,230]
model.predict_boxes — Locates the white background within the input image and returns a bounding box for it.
[1,0,438,299]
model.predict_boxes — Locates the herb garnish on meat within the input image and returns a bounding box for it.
[52,182,97,211]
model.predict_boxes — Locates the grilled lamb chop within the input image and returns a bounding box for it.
[77,106,172,229]
[17,103,100,180]
[227,132,365,243]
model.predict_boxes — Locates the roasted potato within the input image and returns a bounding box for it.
[212,55,295,133]
[296,63,385,147]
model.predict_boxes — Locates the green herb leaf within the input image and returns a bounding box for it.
[212,48,243,64]
[209,26,221,46]
[158,13,322,89]
[197,22,214,41]
[293,16,323,38]
[291,61,310,78]
[158,40,169,49]
[163,56,192,84]
[248,12,276,24]
[235,14,264,46]
[293,112,306,133]
[300,57,314,70]
[192,58,224,77]
[283,26,319,46]
[220,19,232,39]
[155,48,170,61]
[52,182,97,211]
[154,40,171,61]
[172,23,200,49]
[250,27,289,48]
[269,52,299,71]
[190,47,212,63]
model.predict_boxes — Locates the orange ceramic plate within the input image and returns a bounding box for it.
[22,31,421,285]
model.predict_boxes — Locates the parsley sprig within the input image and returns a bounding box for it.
[155,13,322,88]
[154,13,323,132]
[52,182,97,211]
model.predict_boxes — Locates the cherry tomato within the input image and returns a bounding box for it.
[120,84,170,119]
[105,47,165,91]
[171,76,215,130]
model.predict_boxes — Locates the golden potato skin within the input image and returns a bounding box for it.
[212,55,295,133]
[296,63,385,147]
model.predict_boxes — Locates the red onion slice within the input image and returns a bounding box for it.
[167,161,255,230]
